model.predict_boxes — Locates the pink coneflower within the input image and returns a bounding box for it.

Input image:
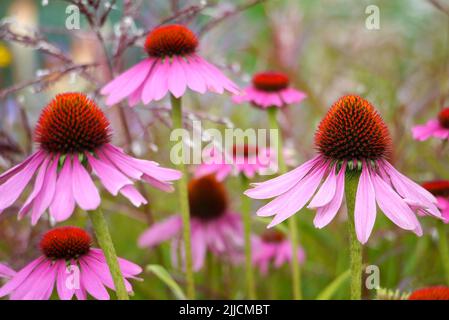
[194,144,276,181]
[232,71,306,109]
[138,175,243,271]
[101,24,239,106]
[422,180,449,223]
[0,226,142,300]
[412,108,449,141]
[408,286,449,300]
[0,263,15,279]
[252,230,305,275]
[0,93,181,224]
[245,95,441,244]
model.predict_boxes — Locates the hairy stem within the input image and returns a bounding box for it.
[89,208,129,300]
[170,95,196,299]
[344,171,363,300]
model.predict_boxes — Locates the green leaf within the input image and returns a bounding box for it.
[316,269,351,300]
[146,264,186,300]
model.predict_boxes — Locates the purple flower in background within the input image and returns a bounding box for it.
[412,107,449,141]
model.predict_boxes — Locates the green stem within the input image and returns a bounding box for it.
[267,107,302,300]
[344,171,363,300]
[240,174,257,299]
[437,221,449,286]
[170,95,196,299]
[89,208,129,300]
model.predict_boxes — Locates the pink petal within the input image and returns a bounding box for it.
[354,164,377,244]
[72,156,101,211]
[191,228,207,271]
[56,261,75,300]
[313,163,346,228]
[180,57,207,94]
[167,56,187,98]
[138,215,182,248]
[308,163,337,208]
[49,157,75,222]
[86,153,132,196]
[0,151,45,211]
[0,151,41,184]
[120,185,147,207]
[411,119,442,141]
[79,259,109,300]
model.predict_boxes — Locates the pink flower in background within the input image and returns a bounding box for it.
[0,93,181,224]
[252,230,305,275]
[232,71,306,109]
[101,24,239,106]
[0,227,142,300]
[194,144,278,181]
[245,95,442,244]
[422,180,449,223]
[0,263,15,279]
[412,108,449,141]
[139,175,243,271]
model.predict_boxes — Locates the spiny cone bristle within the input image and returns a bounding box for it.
[252,72,290,92]
[40,226,92,260]
[261,230,285,243]
[35,92,111,154]
[315,95,392,161]
[438,108,449,128]
[188,174,228,221]
[422,180,449,197]
[408,286,449,300]
[145,24,198,58]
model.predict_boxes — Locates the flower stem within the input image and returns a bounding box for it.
[170,94,196,299]
[267,107,302,300]
[437,221,449,286]
[89,208,129,300]
[240,174,257,299]
[344,171,363,300]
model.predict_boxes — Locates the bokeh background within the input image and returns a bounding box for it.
[1,0,449,299]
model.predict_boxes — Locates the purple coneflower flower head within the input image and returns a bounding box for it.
[0,263,15,279]
[408,286,449,300]
[422,180,449,223]
[138,174,243,271]
[245,95,442,244]
[194,144,278,181]
[412,107,449,141]
[232,71,306,109]
[0,93,181,224]
[101,24,239,106]
[0,226,142,300]
[252,230,305,276]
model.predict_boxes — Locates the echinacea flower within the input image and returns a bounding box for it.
[252,230,305,275]
[412,107,449,141]
[194,144,278,181]
[0,263,15,279]
[0,93,181,224]
[422,180,449,223]
[138,175,243,271]
[245,95,441,244]
[101,24,239,106]
[408,286,449,300]
[0,226,142,300]
[232,71,306,109]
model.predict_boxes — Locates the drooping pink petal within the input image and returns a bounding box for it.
[72,156,101,211]
[30,156,58,225]
[191,227,207,271]
[411,119,442,141]
[245,156,320,199]
[193,55,239,94]
[98,146,142,180]
[12,260,53,300]
[0,151,45,211]
[280,88,307,105]
[79,259,110,300]
[49,157,76,222]
[0,263,15,278]
[0,151,40,184]
[168,56,187,98]
[372,172,420,231]
[86,153,132,196]
[180,56,207,94]
[354,164,377,244]
[313,163,347,228]
[56,261,75,300]
[18,156,51,219]
[141,175,174,192]
[138,215,182,248]
[89,249,142,277]
[82,255,132,292]
[103,59,154,106]
[120,185,147,207]
[308,163,337,208]
[151,59,171,101]
[265,162,328,227]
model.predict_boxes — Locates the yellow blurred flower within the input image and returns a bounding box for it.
[0,43,12,68]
